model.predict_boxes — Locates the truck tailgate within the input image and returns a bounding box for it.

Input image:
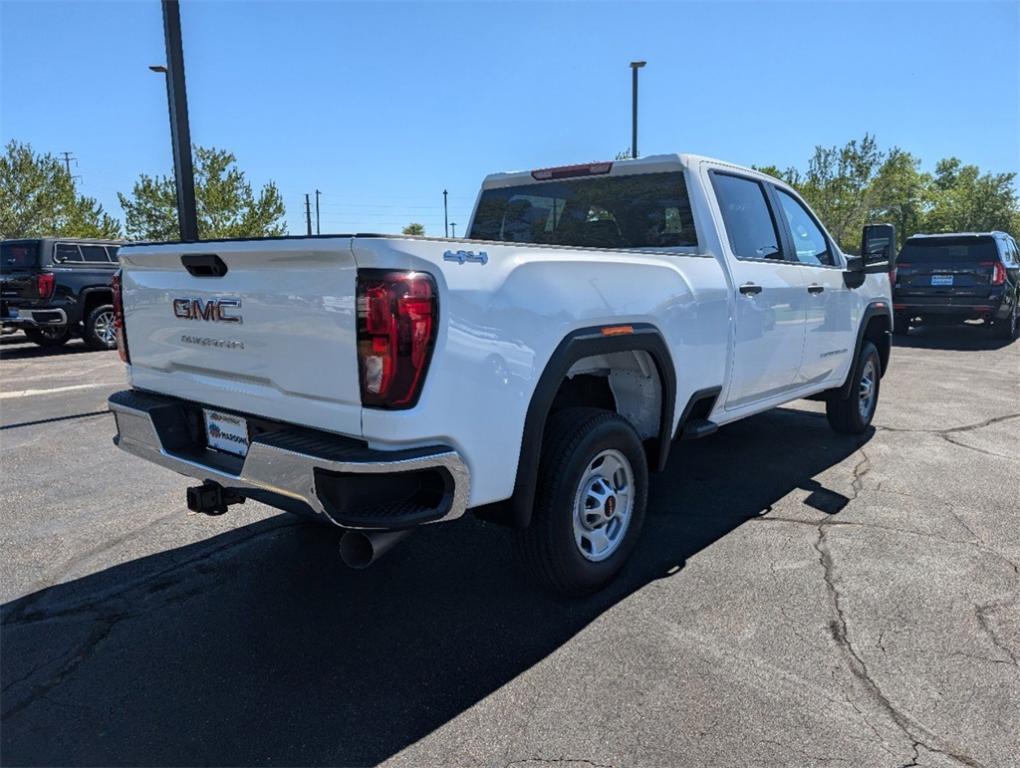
[120,238,362,437]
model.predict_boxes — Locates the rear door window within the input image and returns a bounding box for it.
[469,171,698,249]
[710,173,781,261]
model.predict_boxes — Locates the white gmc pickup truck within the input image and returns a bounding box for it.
[109,154,895,594]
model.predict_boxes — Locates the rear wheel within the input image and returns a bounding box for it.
[24,326,70,348]
[826,341,881,434]
[992,303,1018,340]
[514,407,648,596]
[84,304,117,350]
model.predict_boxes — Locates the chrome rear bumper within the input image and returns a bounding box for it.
[109,389,470,529]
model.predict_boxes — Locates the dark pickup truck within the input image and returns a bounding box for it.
[893,231,1020,340]
[1,237,124,349]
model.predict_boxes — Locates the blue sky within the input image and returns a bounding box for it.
[2,1,1018,237]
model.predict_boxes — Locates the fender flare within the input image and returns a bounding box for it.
[480,322,676,529]
[79,285,114,309]
[837,301,891,399]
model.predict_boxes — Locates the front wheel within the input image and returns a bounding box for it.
[826,341,881,434]
[514,407,648,596]
[24,326,70,348]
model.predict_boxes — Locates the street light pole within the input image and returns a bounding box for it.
[443,189,449,238]
[629,60,646,160]
[450,222,456,238]
[159,0,198,242]
[315,189,321,235]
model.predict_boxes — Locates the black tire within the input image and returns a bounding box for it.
[826,341,881,434]
[991,303,1019,340]
[84,304,117,350]
[513,407,648,596]
[24,326,70,348]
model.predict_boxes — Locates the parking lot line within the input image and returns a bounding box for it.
[0,382,109,400]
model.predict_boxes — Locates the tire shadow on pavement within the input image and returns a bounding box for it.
[0,407,867,767]
[892,324,1017,352]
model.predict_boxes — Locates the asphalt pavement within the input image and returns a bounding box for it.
[1,326,1018,767]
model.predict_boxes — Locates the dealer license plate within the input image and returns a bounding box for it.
[931,275,954,286]
[203,409,250,457]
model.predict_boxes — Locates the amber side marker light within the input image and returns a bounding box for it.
[600,325,634,337]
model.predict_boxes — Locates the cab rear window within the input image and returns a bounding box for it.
[469,171,698,249]
[898,237,998,265]
[1,241,39,271]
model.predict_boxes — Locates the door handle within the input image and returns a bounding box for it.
[807,284,825,294]
[739,283,762,295]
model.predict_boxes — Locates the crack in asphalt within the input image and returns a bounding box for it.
[813,519,987,768]
[759,738,855,765]
[755,435,1015,768]
[939,431,1018,462]
[974,600,1020,669]
[875,412,1020,436]
[505,759,615,768]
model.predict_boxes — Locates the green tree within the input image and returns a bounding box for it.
[402,222,425,236]
[923,158,1018,234]
[796,134,883,252]
[0,140,121,239]
[118,146,286,240]
[868,148,930,248]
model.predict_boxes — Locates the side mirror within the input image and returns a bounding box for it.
[861,223,896,273]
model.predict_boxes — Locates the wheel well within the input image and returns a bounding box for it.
[863,314,890,375]
[549,349,663,465]
[82,289,113,320]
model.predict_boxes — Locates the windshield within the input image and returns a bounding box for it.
[469,171,698,250]
[898,236,998,265]
[1,241,40,272]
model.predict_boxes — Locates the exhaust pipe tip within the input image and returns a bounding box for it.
[339,529,413,569]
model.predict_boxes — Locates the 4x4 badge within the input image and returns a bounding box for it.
[443,249,488,265]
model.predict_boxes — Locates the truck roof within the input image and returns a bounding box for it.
[906,231,1012,240]
[480,153,772,190]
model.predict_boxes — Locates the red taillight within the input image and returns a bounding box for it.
[991,262,1006,285]
[112,270,129,363]
[531,162,613,180]
[37,272,55,299]
[357,270,437,408]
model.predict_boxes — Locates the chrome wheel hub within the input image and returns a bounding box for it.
[572,449,634,562]
[93,311,115,346]
[858,359,876,420]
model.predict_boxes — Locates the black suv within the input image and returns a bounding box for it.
[1,237,124,349]
[893,232,1020,339]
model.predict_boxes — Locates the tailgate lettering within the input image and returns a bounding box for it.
[172,297,242,324]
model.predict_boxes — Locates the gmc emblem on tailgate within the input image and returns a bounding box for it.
[172,297,242,324]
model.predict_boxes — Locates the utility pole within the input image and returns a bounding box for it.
[630,60,646,159]
[160,0,198,242]
[60,151,76,177]
[443,189,449,238]
[450,222,456,238]
[305,194,312,236]
[315,190,321,235]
